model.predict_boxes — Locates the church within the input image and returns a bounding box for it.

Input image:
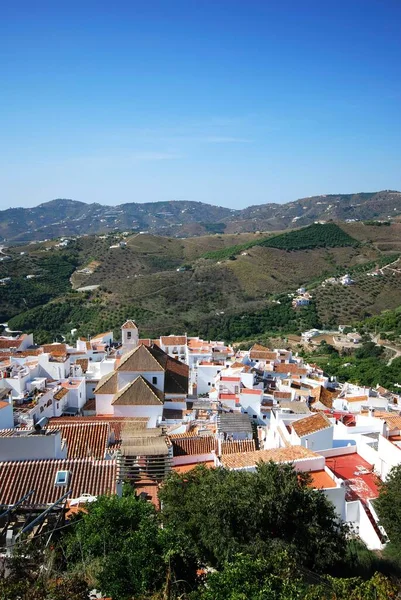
[94,320,189,427]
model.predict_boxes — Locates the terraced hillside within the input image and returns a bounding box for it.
[2,222,401,342]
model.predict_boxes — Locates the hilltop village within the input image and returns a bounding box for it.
[1,320,401,554]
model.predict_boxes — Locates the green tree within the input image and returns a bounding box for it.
[375,464,401,554]
[159,462,347,573]
[190,552,307,600]
[63,492,165,599]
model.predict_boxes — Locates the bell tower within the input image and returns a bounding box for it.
[121,319,139,349]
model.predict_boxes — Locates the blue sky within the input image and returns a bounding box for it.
[1,0,400,209]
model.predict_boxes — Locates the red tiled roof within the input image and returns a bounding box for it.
[220,439,256,454]
[42,343,67,355]
[292,413,332,438]
[0,337,24,350]
[170,436,217,456]
[345,395,368,403]
[274,363,307,375]
[241,388,262,395]
[48,416,149,445]
[75,358,89,373]
[221,446,318,469]
[0,458,117,506]
[160,335,187,346]
[48,422,109,459]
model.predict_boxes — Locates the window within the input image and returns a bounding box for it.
[127,331,132,339]
[152,376,157,385]
[54,470,69,487]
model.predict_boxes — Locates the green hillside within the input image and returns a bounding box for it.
[2,223,401,343]
[202,223,357,260]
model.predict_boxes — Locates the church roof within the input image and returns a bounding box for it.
[121,320,138,330]
[112,376,164,406]
[118,344,165,372]
[94,371,118,394]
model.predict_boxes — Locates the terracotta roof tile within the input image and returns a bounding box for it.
[249,344,277,360]
[292,413,332,438]
[345,395,369,403]
[49,422,109,459]
[160,335,187,346]
[274,363,307,375]
[221,446,318,469]
[0,458,117,505]
[75,358,89,373]
[170,436,217,456]
[220,439,256,454]
[42,343,67,355]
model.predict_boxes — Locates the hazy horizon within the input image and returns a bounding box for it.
[2,188,401,213]
[1,1,400,210]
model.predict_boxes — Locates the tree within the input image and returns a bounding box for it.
[159,462,348,573]
[375,464,401,553]
[62,489,198,600]
[190,552,307,600]
[63,492,165,599]
[190,554,398,600]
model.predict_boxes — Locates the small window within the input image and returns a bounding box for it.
[152,376,157,385]
[54,470,69,487]
[127,331,132,339]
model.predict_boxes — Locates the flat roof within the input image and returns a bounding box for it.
[309,469,337,489]
[325,453,379,502]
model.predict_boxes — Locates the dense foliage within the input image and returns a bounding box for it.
[7,298,154,344]
[376,464,401,556]
[195,298,321,341]
[159,462,348,572]
[258,223,358,251]
[0,252,79,322]
[3,466,401,599]
[202,223,357,260]
[304,341,401,391]
[359,306,401,339]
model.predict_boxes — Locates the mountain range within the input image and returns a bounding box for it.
[1,190,401,243]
